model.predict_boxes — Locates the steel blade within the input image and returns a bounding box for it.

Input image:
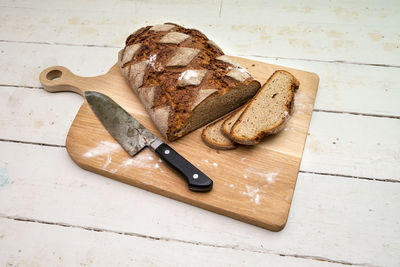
[85,91,158,156]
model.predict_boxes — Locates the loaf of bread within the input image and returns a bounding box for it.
[227,70,299,145]
[118,23,261,141]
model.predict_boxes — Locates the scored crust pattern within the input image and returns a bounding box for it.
[118,23,257,141]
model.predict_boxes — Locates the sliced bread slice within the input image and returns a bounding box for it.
[201,115,237,150]
[227,70,299,145]
[221,105,247,137]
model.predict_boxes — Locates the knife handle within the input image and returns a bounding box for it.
[154,143,213,192]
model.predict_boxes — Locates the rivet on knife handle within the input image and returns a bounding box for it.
[154,143,213,192]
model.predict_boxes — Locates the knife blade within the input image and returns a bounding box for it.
[85,91,213,192]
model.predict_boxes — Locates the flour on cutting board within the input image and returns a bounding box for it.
[224,182,235,188]
[83,141,121,158]
[243,168,279,184]
[103,154,112,169]
[200,159,219,168]
[83,141,121,173]
[187,157,281,206]
[265,172,279,183]
[83,141,165,174]
[237,168,281,205]
[294,92,313,114]
[122,153,166,174]
[284,127,295,132]
[244,185,261,204]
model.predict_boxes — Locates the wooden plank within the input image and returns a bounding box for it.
[301,111,400,180]
[2,85,399,181]
[0,218,343,267]
[0,141,399,266]
[249,56,400,118]
[0,86,81,146]
[2,42,399,117]
[1,0,399,65]
[0,42,119,88]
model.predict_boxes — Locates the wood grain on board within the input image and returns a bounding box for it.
[39,57,319,231]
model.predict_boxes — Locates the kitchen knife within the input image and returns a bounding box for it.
[85,91,213,192]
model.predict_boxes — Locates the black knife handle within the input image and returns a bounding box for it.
[154,143,213,192]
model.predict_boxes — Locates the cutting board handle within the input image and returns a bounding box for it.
[39,66,86,96]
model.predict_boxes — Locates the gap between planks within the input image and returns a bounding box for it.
[0,84,43,90]
[313,109,400,120]
[299,170,400,184]
[1,39,399,69]
[1,85,399,120]
[0,138,65,148]
[238,54,400,69]
[0,39,119,48]
[0,138,398,185]
[0,214,377,267]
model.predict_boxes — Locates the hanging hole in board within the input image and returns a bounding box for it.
[46,69,62,81]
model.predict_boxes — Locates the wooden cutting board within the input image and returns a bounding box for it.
[39,56,319,231]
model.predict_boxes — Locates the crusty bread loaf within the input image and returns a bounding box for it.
[227,70,299,145]
[118,23,261,141]
[201,114,237,150]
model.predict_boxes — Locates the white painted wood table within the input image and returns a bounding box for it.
[1,1,399,266]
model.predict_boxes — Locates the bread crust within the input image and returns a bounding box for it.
[227,70,299,145]
[118,23,261,141]
[201,116,237,150]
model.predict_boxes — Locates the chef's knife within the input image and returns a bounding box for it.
[85,91,213,192]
